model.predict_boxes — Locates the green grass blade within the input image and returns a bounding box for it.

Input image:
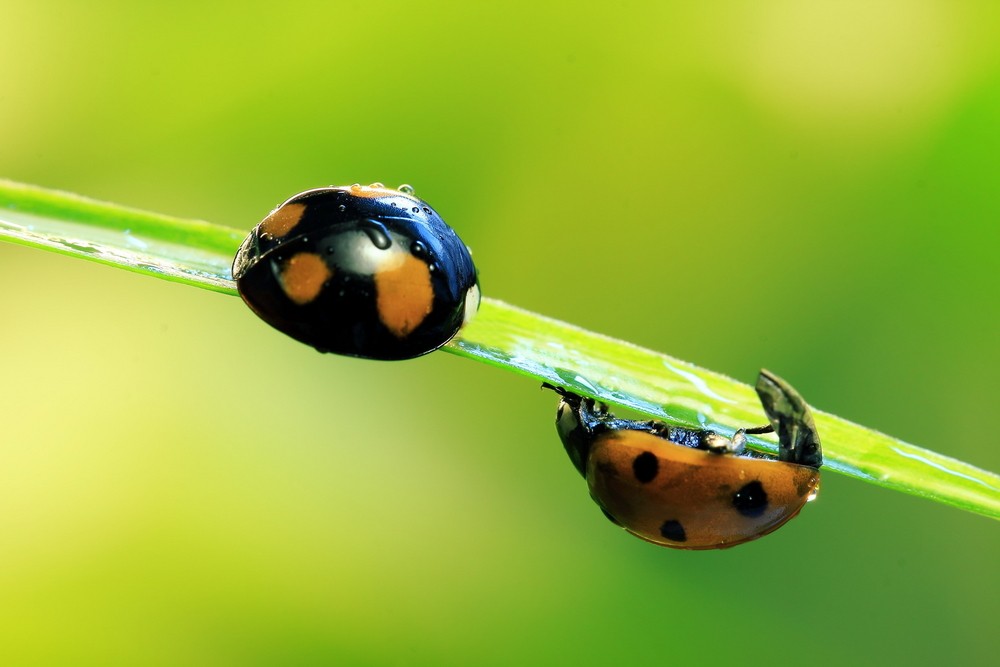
[450,302,1000,518]
[2,178,998,520]
[0,179,242,294]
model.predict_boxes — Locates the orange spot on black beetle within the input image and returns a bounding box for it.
[280,252,331,305]
[347,184,419,201]
[260,203,306,239]
[374,254,433,338]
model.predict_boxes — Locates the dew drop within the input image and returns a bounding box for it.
[369,182,385,188]
[410,240,429,258]
[360,220,392,249]
[412,206,420,213]
[398,184,415,195]
[339,204,347,212]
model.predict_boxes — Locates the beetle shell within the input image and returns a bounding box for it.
[588,430,820,550]
[233,184,480,360]
[551,370,822,550]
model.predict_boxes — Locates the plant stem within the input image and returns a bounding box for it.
[2,178,998,520]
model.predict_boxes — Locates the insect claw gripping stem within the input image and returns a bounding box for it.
[755,369,823,469]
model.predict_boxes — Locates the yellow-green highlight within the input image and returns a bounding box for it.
[1,2,998,665]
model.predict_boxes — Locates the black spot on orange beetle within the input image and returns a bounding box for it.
[733,480,769,517]
[632,451,658,483]
[660,520,686,542]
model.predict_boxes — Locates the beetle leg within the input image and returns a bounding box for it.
[697,428,747,455]
[755,369,823,469]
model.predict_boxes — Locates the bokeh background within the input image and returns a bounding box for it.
[1,2,998,665]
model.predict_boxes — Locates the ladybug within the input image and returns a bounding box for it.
[233,184,480,360]
[552,370,822,549]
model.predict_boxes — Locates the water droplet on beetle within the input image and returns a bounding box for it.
[339,204,347,212]
[398,184,415,195]
[412,206,420,213]
[369,182,385,188]
[410,240,429,258]
[360,220,392,249]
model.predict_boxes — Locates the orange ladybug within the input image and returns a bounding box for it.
[552,370,822,549]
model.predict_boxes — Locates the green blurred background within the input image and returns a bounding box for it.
[1,1,998,665]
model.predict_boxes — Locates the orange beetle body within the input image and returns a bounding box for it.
[554,370,823,550]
